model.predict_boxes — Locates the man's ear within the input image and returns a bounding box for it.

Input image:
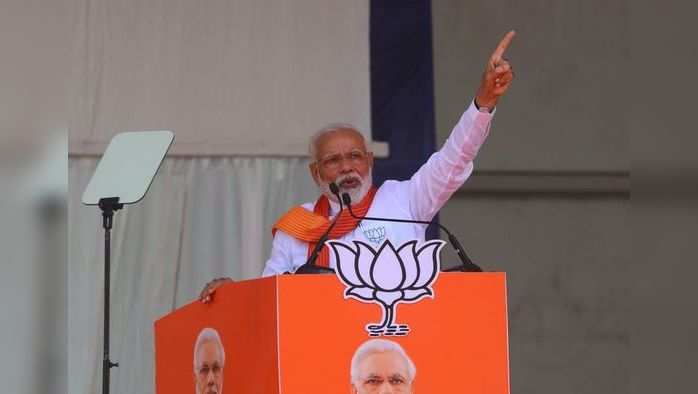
[367,151,374,168]
[309,161,320,184]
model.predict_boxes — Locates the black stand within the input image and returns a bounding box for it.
[295,184,343,275]
[441,233,483,272]
[98,197,123,394]
[294,233,336,274]
[81,130,173,394]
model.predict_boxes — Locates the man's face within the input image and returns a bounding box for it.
[195,341,224,394]
[352,351,413,394]
[310,129,374,203]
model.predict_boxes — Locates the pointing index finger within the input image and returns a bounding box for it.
[490,30,516,64]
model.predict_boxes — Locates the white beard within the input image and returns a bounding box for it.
[319,168,373,205]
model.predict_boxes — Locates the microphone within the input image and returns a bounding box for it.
[341,193,482,272]
[294,183,343,274]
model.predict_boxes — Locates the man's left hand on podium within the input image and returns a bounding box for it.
[199,277,234,303]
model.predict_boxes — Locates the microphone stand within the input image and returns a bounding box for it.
[341,193,482,272]
[98,197,122,394]
[294,183,343,274]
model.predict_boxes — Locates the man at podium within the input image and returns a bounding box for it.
[200,30,516,302]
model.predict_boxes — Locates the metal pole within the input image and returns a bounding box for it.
[103,220,111,394]
[99,198,121,394]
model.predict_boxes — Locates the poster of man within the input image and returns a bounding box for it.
[193,328,225,394]
[350,339,416,393]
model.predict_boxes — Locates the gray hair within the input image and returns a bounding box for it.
[308,123,366,161]
[350,339,416,384]
[193,327,225,373]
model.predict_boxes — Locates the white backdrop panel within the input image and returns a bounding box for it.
[69,0,371,156]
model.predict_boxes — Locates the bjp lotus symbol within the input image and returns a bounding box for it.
[326,239,446,336]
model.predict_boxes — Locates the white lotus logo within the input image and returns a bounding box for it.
[326,239,446,336]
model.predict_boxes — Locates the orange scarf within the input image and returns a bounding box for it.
[272,187,377,267]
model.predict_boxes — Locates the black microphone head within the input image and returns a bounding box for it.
[329,182,340,195]
[341,192,351,206]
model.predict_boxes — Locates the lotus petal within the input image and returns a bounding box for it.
[345,286,375,301]
[413,240,445,287]
[370,241,405,291]
[327,240,362,286]
[397,241,419,288]
[356,241,378,287]
[403,288,432,301]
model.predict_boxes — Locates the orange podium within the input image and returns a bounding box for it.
[154,272,509,393]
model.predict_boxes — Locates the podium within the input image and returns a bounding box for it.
[154,273,509,393]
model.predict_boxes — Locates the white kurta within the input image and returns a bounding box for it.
[262,101,493,276]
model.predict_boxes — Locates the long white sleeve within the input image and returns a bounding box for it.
[403,100,493,221]
[262,230,306,276]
